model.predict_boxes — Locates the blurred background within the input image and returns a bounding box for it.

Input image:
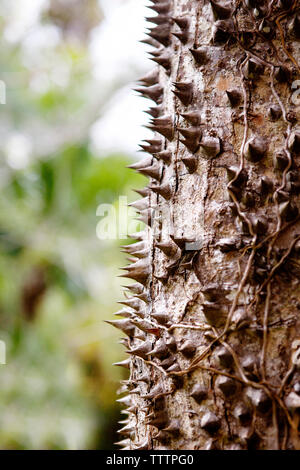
[0,0,152,449]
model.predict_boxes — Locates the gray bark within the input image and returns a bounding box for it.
[111,0,300,450]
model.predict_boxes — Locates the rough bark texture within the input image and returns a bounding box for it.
[111,0,300,450]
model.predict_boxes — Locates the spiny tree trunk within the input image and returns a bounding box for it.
[110,0,300,450]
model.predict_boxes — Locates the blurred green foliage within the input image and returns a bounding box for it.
[0,0,146,449]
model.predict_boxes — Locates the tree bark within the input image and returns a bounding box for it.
[112,0,300,450]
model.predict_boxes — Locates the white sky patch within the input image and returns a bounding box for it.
[90,0,154,156]
[3,0,49,43]
[90,84,153,156]
[2,0,156,159]
[5,133,33,170]
[91,0,150,83]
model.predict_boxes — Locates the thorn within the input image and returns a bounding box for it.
[173,82,193,106]
[126,341,153,359]
[145,105,164,118]
[199,136,221,158]
[212,19,234,45]
[137,161,162,180]
[149,2,171,15]
[155,240,180,259]
[134,84,163,103]
[242,58,264,80]
[134,187,151,198]
[200,411,220,434]
[226,89,241,107]
[113,358,131,369]
[127,156,153,170]
[190,384,208,403]
[105,319,135,336]
[145,15,171,26]
[243,136,267,162]
[210,1,232,20]
[149,181,173,200]
[172,31,188,44]
[153,150,172,164]
[189,48,209,65]
[148,24,171,47]
[180,110,201,125]
[151,52,171,73]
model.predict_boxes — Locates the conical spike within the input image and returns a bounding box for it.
[156,239,179,257]
[274,65,290,83]
[182,154,198,173]
[134,84,163,103]
[151,52,171,73]
[133,439,149,450]
[128,230,146,241]
[128,198,149,212]
[212,19,233,45]
[120,258,151,285]
[139,143,161,155]
[116,395,132,407]
[134,187,151,198]
[189,48,209,65]
[178,340,196,357]
[137,372,150,383]
[148,47,165,58]
[126,341,153,359]
[137,162,162,181]
[130,248,149,259]
[139,37,159,48]
[151,312,170,325]
[145,105,164,118]
[148,115,174,141]
[127,156,153,170]
[180,110,201,125]
[121,241,146,254]
[199,136,221,158]
[114,438,131,448]
[179,138,199,154]
[135,291,149,303]
[141,383,165,399]
[145,15,171,26]
[135,208,154,227]
[123,283,144,295]
[243,136,267,162]
[154,150,172,164]
[113,358,131,369]
[177,126,202,142]
[149,2,171,15]
[162,419,181,435]
[114,309,134,318]
[210,1,232,20]
[105,319,135,336]
[172,17,189,30]
[226,89,241,107]
[117,297,143,311]
[117,423,135,435]
[148,24,171,47]
[138,68,160,86]
[242,58,264,79]
[172,31,188,44]
[149,181,172,200]
[173,82,193,106]
[147,339,169,358]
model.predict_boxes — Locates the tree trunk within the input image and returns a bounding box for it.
[111,0,300,450]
